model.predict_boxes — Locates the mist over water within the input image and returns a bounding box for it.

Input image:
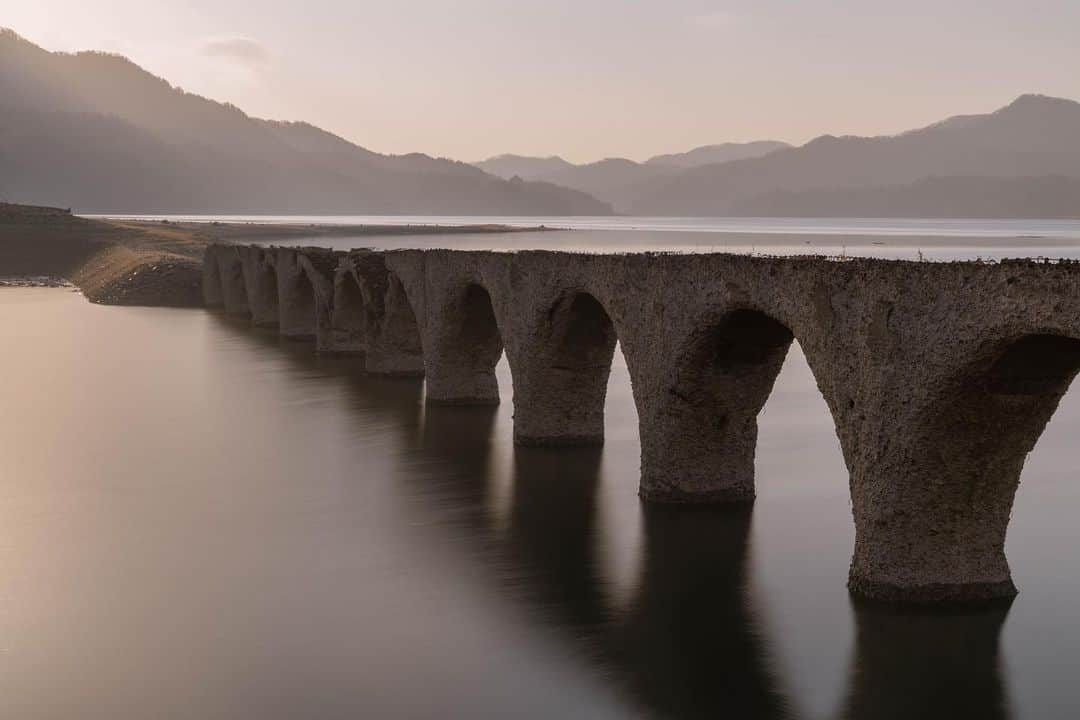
[2,286,1079,718]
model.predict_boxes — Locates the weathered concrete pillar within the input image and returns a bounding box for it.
[218,248,249,316]
[239,246,279,328]
[637,309,794,504]
[325,264,370,355]
[423,283,504,405]
[274,247,338,342]
[365,271,425,376]
[201,246,224,307]
[274,249,315,340]
[512,291,618,445]
[301,250,345,353]
[844,333,1080,605]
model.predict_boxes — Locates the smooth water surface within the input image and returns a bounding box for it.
[2,288,1079,719]
[92,215,1080,261]
[90,214,1080,240]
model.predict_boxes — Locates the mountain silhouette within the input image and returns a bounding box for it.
[629,94,1080,217]
[0,29,611,215]
[644,141,791,168]
[475,142,788,212]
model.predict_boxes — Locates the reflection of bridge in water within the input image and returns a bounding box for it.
[197,319,1013,720]
[419,406,1014,720]
[204,244,1080,607]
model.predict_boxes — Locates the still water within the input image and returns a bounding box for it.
[93,214,1080,261]
[2,287,1080,719]
[90,214,1080,241]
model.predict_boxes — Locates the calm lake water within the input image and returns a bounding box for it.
[2,284,1080,719]
[92,215,1080,261]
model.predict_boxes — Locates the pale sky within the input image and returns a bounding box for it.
[8,1,1080,163]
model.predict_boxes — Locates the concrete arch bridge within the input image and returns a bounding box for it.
[204,243,1080,607]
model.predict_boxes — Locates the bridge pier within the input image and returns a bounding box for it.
[423,283,503,405]
[365,271,425,377]
[273,248,339,342]
[218,249,249,316]
[274,249,316,340]
[845,333,1080,605]
[302,250,345,353]
[324,267,369,354]
[202,246,224,307]
[512,292,617,446]
[638,309,794,504]
[239,246,279,327]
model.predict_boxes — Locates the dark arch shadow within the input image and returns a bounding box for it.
[514,291,619,446]
[204,310,425,448]
[424,283,505,405]
[221,253,251,316]
[279,266,317,341]
[203,250,224,307]
[329,270,373,354]
[365,271,425,376]
[249,258,280,328]
[640,307,795,504]
[607,505,791,719]
[503,445,610,630]
[839,600,1013,720]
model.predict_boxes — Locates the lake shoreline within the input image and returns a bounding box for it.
[0,203,559,307]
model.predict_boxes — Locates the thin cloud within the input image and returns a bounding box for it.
[200,35,270,67]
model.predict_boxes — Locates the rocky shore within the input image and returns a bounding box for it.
[0,203,204,306]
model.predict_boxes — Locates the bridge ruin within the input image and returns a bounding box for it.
[203,243,1080,607]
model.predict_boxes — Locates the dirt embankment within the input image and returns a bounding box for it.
[0,204,205,306]
[1,203,556,307]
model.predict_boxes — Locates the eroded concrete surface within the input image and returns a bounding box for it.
[204,244,1080,606]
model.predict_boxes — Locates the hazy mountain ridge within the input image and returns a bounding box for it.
[473,154,577,181]
[5,27,1079,219]
[0,29,610,215]
[476,94,1080,218]
[474,141,790,211]
[629,94,1080,216]
[644,141,791,168]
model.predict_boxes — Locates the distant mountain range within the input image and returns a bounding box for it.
[628,94,1080,217]
[474,142,790,211]
[3,27,1080,218]
[477,95,1080,217]
[0,29,609,215]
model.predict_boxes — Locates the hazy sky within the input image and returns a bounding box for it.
[9,1,1080,162]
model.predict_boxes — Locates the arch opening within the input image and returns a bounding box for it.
[549,293,618,375]
[425,283,504,405]
[462,284,503,363]
[329,271,371,354]
[202,251,224,307]
[250,260,279,328]
[221,257,250,315]
[365,272,424,376]
[929,332,1080,530]
[640,308,794,504]
[280,266,317,340]
[937,334,1080,487]
[514,291,618,446]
